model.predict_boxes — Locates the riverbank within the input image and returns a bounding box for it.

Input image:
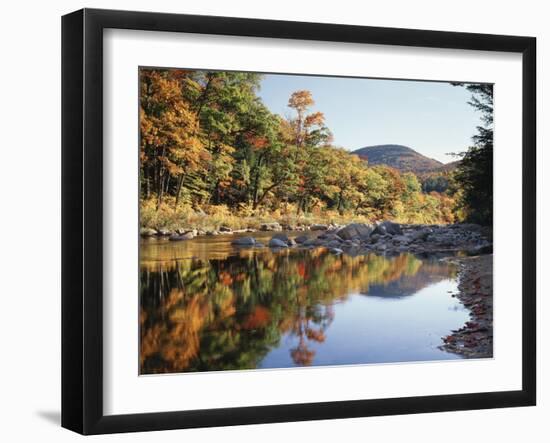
[142,221,492,257]
[440,254,493,358]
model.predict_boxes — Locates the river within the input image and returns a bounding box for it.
[139,231,468,374]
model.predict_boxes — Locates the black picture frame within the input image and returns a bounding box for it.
[62,8,536,435]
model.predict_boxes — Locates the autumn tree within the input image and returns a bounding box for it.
[139,69,463,228]
[284,91,333,213]
[140,69,206,209]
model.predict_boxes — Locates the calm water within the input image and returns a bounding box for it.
[139,232,468,374]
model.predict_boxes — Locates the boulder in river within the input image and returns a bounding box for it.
[295,235,309,244]
[373,221,403,236]
[156,228,172,236]
[302,238,320,247]
[271,233,290,243]
[140,228,157,237]
[326,239,343,248]
[169,232,194,241]
[268,238,288,248]
[336,223,373,240]
[369,233,381,244]
[231,236,256,246]
[392,235,411,244]
[409,228,432,242]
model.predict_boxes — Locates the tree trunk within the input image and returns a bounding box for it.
[156,186,163,211]
[253,180,281,210]
[337,190,344,215]
[175,174,185,208]
[251,154,264,208]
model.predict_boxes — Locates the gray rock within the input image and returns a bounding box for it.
[392,235,410,244]
[326,240,342,248]
[231,236,256,246]
[219,226,232,233]
[254,242,265,248]
[169,232,194,241]
[271,233,290,243]
[409,228,432,242]
[336,223,373,240]
[303,238,321,247]
[287,238,297,247]
[374,221,403,236]
[156,228,172,236]
[459,223,484,234]
[140,228,157,237]
[369,233,380,244]
[269,238,288,248]
[206,230,219,236]
[329,247,343,255]
[310,224,328,231]
[295,235,310,244]
[322,233,344,242]
[260,222,282,231]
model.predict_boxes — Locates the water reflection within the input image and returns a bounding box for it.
[140,235,463,374]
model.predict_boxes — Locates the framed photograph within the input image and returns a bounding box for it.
[62,8,536,435]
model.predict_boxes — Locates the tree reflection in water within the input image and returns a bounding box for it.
[139,247,457,374]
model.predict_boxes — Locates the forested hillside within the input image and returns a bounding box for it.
[139,69,490,231]
[352,144,444,174]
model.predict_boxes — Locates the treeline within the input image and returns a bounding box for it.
[451,83,493,225]
[139,68,458,229]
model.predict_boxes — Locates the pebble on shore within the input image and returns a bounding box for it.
[440,254,493,359]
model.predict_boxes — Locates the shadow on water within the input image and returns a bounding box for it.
[139,233,465,374]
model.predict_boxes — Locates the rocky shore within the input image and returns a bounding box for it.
[142,220,492,257]
[233,221,492,257]
[440,254,493,358]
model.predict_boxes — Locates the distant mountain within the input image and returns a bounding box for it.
[352,144,453,174]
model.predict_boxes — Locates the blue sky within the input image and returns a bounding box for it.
[258,74,483,164]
